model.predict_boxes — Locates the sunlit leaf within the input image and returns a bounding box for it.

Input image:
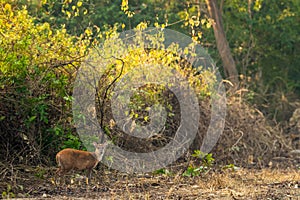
[77,1,82,7]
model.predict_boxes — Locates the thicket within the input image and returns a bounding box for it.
[0,0,298,169]
[25,0,300,121]
[0,2,87,164]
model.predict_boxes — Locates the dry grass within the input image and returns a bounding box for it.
[88,168,299,199]
[1,166,299,199]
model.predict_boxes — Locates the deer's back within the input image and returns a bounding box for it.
[56,148,98,171]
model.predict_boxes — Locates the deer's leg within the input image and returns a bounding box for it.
[54,167,62,186]
[86,169,92,184]
[55,168,68,186]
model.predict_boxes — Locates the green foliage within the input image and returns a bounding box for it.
[0,2,87,164]
[13,0,300,121]
[202,153,215,167]
[61,134,81,149]
[21,0,188,36]
[222,163,240,171]
[182,165,207,177]
[1,0,298,168]
[1,184,15,199]
[183,151,215,177]
[45,125,82,150]
[153,168,172,176]
[222,0,300,120]
[93,26,216,142]
[192,150,215,167]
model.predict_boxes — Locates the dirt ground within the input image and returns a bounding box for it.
[1,165,299,200]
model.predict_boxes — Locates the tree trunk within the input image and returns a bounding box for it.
[205,0,239,87]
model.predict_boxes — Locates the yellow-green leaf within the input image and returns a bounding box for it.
[77,1,82,7]
[83,9,88,15]
[66,11,71,18]
[4,3,11,11]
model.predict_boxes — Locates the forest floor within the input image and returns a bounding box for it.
[1,165,299,199]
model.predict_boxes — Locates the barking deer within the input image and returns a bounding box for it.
[55,142,107,184]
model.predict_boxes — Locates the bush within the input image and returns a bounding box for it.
[0,2,86,164]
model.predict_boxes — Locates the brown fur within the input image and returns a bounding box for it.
[55,142,107,184]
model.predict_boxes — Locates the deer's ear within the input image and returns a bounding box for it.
[92,142,97,147]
